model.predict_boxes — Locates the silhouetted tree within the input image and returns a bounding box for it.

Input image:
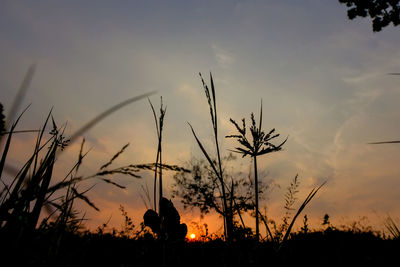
[339,0,400,32]
[172,156,273,237]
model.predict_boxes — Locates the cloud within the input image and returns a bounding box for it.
[212,44,235,69]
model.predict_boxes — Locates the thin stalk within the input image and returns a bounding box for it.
[158,129,163,208]
[210,73,230,241]
[154,150,159,212]
[215,130,229,240]
[258,210,273,241]
[149,98,160,212]
[149,97,166,214]
[254,155,259,241]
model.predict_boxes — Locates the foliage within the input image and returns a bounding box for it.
[339,0,400,32]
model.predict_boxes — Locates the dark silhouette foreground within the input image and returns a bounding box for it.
[144,197,187,241]
[1,225,399,267]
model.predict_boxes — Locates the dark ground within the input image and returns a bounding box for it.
[1,228,399,267]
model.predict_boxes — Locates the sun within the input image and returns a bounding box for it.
[189,233,196,240]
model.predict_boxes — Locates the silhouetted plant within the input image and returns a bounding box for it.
[226,101,287,241]
[322,214,331,228]
[0,107,179,242]
[281,174,300,232]
[279,181,325,247]
[301,215,309,234]
[188,73,232,241]
[148,97,166,213]
[385,216,400,239]
[268,174,301,241]
[257,175,325,246]
[143,197,187,241]
[117,205,136,238]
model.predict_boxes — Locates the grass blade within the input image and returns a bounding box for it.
[368,140,400,144]
[188,123,220,180]
[281,181,326,245]
[68,91,156,144]
[6,64,36,129]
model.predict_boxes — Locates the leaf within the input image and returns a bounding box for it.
[0,105,32,179]
[148,98,160,137]
[210,72,218,132]
[188,123,221,181]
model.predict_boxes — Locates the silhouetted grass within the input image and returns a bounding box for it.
[189,73,232,242]
[1,68,399,266]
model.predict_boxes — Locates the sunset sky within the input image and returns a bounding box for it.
[1,0,400,236]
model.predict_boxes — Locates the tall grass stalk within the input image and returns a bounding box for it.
[226,101,287,241]
[189,73,232,241]
[149,97,166,213]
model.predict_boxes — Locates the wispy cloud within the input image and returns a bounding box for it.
[212,44,235,69]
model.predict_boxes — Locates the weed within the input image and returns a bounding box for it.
[226,100,287,241]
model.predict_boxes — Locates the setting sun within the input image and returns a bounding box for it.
[189,233,196,239]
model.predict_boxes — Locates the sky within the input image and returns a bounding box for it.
[1,0,400,236]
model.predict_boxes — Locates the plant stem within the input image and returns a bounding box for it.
[154,148,159,212]
[158,129,163,211]
[215,131,230,241]
[254,155,259,242]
